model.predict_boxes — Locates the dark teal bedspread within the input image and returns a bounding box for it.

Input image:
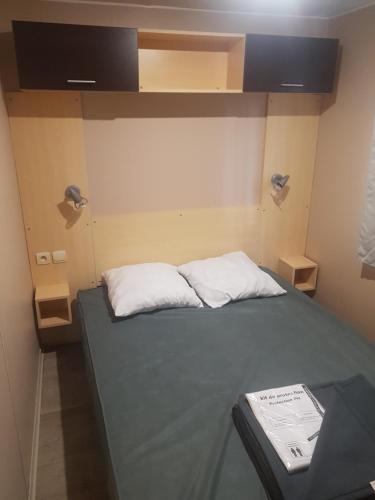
[78,271,375,500]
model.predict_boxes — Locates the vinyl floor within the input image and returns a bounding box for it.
[36,344,109,500]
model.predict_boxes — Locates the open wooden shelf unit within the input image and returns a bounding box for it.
[278,256,318,293]
[35,283,72,329]
[138,30,245,93]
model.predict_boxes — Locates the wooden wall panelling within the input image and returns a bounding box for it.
[92,206,261,282]
[6,91,96,304]
[0,79,40,489]
[226,37,245,90]
[260,93,321,270]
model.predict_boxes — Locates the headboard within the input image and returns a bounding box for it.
[7,90,320,297]
[92,205,261,283]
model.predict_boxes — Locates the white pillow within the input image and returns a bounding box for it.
[178,251,286,308]
[103,262,203,317]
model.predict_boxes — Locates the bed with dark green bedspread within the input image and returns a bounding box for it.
[77,270,375,500]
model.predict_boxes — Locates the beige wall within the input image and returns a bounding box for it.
[306,5,375,340]
[0,79,40,497]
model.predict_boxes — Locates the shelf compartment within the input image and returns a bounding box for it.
[279,256,318,293]
[138,30,245,93]
[35,283,72,329]
[139,88,243,93]
[294,267,317,292]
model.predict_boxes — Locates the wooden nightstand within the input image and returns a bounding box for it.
[35,283,72,329]
[278,256,318,292]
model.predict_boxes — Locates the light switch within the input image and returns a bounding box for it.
[36,252,51,265]
[52,250,67,264]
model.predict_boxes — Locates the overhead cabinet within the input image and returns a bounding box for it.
[12,21,139,91]
[12,21,338,93]
[243,34,339,93]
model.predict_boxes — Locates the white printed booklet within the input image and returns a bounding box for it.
[246,384,325,473]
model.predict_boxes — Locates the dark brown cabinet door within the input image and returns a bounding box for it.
[13,21,139,91]
[243,34,338,93]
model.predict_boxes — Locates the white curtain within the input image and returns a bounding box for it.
[358,118,375,266]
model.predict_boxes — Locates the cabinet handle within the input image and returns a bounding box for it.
[281,83,304,87]
[66,79,96,84]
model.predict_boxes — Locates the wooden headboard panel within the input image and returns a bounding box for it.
[92,205,261,282]
[7,91,320,295]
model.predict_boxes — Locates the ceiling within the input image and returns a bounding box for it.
[79,0,375,18]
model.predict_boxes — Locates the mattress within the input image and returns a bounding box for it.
[77,270,375,500]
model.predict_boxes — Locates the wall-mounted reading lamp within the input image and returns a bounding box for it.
[271,173,290,191]
[65,185,88,209]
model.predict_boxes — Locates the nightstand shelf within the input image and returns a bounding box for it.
[279,256,318,292]
[35,283,72,329]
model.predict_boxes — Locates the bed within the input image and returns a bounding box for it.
[78,269,375,500]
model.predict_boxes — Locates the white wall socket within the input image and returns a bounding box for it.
[52,250,67,263]
[36,252,51,265]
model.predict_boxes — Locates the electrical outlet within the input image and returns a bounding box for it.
[52,250,67,264]
[36,252,51,265]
